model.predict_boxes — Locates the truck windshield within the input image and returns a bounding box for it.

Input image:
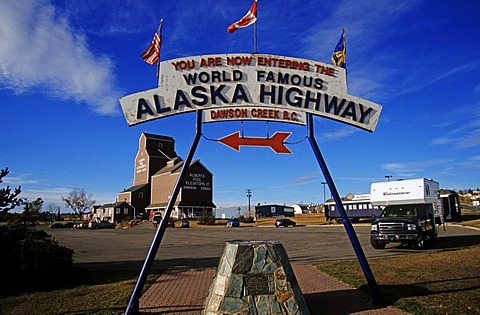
[380,205,423,218]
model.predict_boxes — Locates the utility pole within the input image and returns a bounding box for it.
[246,189,252,218]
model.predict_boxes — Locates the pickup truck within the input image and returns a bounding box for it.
[370,203,436,249]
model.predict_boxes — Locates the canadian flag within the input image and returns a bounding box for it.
[227,0,258,34]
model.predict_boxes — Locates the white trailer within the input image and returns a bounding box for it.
[370,178,443,223]
[370,178,443,250]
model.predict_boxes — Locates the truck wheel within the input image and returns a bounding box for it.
[370,238,386,249]
[413,234,425,250]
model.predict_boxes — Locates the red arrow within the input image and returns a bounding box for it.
[218,131,292,154]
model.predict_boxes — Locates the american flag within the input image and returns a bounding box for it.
[141,20,163,65]
[227,0,258,34]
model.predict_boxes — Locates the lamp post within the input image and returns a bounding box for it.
[321,181,327,203]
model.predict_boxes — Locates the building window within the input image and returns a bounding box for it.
[124,209,129,214]
[139,192,144,198]
[116,208,120,214]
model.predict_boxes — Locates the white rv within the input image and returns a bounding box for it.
[369,178,443,250]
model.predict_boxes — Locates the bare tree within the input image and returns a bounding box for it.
[61,188,96,220]
[47,203,61,220]
[47,203,60,213]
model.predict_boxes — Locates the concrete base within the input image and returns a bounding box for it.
[203,240,310,315]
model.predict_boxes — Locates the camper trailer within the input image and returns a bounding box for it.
[369,178,443,250]
[324,194,382,222]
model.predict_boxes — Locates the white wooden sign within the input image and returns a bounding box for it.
[120,53,382,131]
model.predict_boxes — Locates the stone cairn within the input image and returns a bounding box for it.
[203,240,310,315]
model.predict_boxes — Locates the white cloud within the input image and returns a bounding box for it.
[431,105,480,149]
[1,173,38,185]
[463,155,480,168]
[318,126,358,142]
[289,172,322,185]
[0,0,121,115]
[382,159,452,178]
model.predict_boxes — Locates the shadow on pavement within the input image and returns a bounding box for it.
[303,289,388,315]
[76,256,221,270]
[431,234,480,249]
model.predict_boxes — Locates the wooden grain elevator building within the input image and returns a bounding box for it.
[117,133,215,219]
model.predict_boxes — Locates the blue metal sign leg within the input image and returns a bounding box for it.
[306,113,383,304]
[125,111,204,315]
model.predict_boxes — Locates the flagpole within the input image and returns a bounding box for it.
[254,21,257,54]
[157,18,163,87]
[343,28,348,88]
[156,52,161,87]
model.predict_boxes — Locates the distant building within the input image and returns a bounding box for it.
[116,133,215,220]
[92,201,135,223]
[291,204,312,215]
[256,204,295,217]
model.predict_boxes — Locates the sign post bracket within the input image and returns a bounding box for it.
[125,110,204,315]
[306,113,383,305]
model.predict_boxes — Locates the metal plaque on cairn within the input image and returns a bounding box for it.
[203,240,310,314]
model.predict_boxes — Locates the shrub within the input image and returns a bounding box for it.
[0,225,75,293]
[239,216,254,223]
[198,212,215,225]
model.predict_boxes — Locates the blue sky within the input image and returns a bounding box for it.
[1,0,479,212]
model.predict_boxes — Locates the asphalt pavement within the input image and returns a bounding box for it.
[42,222,480,270]
[41,222,480,314]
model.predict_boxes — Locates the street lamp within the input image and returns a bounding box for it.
[321,182,327,203]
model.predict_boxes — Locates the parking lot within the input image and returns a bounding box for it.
[40,222,480,270]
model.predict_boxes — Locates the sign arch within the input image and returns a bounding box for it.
[120,53,381,131]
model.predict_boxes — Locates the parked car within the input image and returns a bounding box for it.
[274,218,296,227]
[49,222,65,229]
[227,218,240,227]
[75,221,90,229]
[180,219,190,228]
[90,221,115,229]
[50,221,75,228]
[152,215,175,228]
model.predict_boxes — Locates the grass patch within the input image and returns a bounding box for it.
[0,269,163,315]
[316,245,480,314]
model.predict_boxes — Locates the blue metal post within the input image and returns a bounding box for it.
[125,111,203,314]
[306,113,383,304]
